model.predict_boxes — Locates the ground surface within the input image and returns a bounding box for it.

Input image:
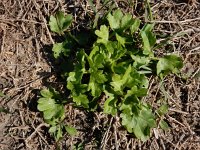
[0,0,200,150]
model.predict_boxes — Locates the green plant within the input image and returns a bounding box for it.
[37,88,77,141]
[38,9,183,141]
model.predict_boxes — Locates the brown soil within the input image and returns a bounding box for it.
[0,0,199,150]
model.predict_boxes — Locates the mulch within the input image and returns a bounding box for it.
[0,0,199,149]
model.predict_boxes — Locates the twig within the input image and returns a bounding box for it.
[0,18,44,25]
[168,108,189,115]
[42,15,54,44]
[167,115,185,127]
[31,0,54,44]
[174,134,185,150]
[25,123,49,148]
[114,121,119,150]
[189,45,200,52]
[148,17,200,24]
[101,117,114,149]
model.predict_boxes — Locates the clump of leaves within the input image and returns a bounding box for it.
[38,10,183,141]
[37,88,77,141]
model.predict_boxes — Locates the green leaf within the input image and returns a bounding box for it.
[142,24,156,48]
[140,31,152,55]
[140,24,156,56]
[104,94,117,115]
[110,65,132,93]
[93,53,105,68]
[52,43,63,58]
[157,104,168,116]
[89,45,100,59]
[40,89,54,98]
[88,81,102,97]
[131,55,150,69]
[43,108,57,120]
[120,95,140,115]
[120,113,136,133]
[67,82,88,96]
[52,41,71,59]
[120,104,156,141]
[127,86,148,97]
[116,33,126,47]
[107,10,123,30]
[54,104,65,119]
[109,41,126,61]
[159,120,169,130]
[87,69,107,97]
[142,24,154,33]
[44,105,64,120]
[147,32,156,48]
[49,11,73,34]
[37,98,56,111]
[65,125,77,136]
[95,25,109,44]
[105,41,115,55]
[56,125,63,141]
[67,51,87,91]
[130,18,141,33]
[92,70,107,84]
[112,61,129,74]
[120,13,133,30]
[73,143,84,150]
[38,90,64,121]
[49,125,63,141]
[157,55,183,77]
[113,9,124,23]
[73,94,89,108]
[49,126,57,133]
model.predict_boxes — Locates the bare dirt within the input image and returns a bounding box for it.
[0,0,200,150]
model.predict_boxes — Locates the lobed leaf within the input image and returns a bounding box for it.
[40,89,54,98]
[140,24,156,56]
[95,25,109,44]
[157,55,183,77]
[73,94,89,108]
[116,33,126,47]
[130,18,141,33]
[104,94,118,115]
[120,104,156,141]
[49,11,73,34]
[107,10,123,30]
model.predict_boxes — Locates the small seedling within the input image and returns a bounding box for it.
[37,88,77,141]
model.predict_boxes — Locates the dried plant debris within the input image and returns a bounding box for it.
[0,0,199,149]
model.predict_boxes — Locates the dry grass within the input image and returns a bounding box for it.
[0,0,199,149]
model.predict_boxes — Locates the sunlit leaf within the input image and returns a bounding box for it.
[95,25,109,44]
[116,33,126,47]
[73,94,89,108]
[159,120,169,130]
[157,55,183,77]
[65,125,77,136]
[104,94,117,115]
[49,11,73,34]
[107,10,123,30]
[130,18,141,33]
[157,104,168,116]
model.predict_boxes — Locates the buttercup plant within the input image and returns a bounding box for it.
[38,10,183,141]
